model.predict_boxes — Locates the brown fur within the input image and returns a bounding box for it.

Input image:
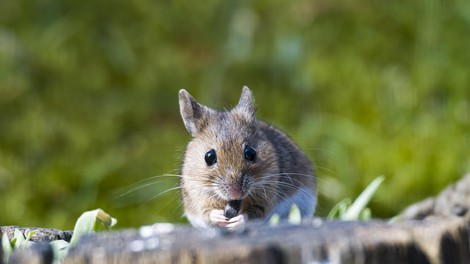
[179,87,316,228]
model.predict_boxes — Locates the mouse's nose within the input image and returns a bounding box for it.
[222,173,248,200]
[227,184,243,200]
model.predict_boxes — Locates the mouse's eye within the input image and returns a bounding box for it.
[244,146,257,162]
[204,149,217,166]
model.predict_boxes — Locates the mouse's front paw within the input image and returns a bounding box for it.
[209,209,229,227]
[226,213,248,229]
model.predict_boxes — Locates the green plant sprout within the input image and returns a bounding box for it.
[69,208,117,246]
[328,175,385,220]
[269,176,384,225]
[1,208,117,263]
[269,203,303,226]
[2,229,36,263]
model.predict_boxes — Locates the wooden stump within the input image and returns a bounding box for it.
[4,173,470,263]
[62,217,468,264]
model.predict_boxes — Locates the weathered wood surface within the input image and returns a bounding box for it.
[401,173,470,221]
[1,218,469,264]
[0,226,70,264]
[62,216,467,264]
[3,173,470,263]
[8,242,54,264]
[0,226,72,243]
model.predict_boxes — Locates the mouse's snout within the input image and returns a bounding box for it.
[219,174,250,201]
[227,183,243,200]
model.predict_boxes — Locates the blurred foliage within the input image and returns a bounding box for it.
[0,0,469,229]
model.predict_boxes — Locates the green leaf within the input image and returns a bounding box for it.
[13,229,25,249]
[50,240,71,261]
[269,214,280,226]
[288,204,302,225]
[24,230,36,248]
[342,175,385,221]
[24,230,36,242]
[70,208,117,246]
[339,200,350,217]
[95,208,118,230]
[359,207,371,220]
[388,214,405,224]
[327,198,351,220]
[2,233,12,263]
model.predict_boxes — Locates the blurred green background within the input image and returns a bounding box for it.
[0,0,469,230]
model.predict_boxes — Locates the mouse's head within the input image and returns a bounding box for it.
[179,87,278,202]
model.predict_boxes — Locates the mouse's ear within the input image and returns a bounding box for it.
[179,89,210,137]
[234,86,256,122]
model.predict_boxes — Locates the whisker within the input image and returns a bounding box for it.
[118,180,172,199]
[117,173,211,200]
[314,166,338,176]
[118,173,182,191]
[252,177,315,202]
[147,185,185,202]
[253,183,291,201]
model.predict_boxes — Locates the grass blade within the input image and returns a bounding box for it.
[288,204,302,225]
[70,208,117,246]
[342,175,385,220]
[2,233,12,263]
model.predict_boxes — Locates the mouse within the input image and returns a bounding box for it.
[179,86,316,229]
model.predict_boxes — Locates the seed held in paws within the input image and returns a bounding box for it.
[224,200,242,219]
